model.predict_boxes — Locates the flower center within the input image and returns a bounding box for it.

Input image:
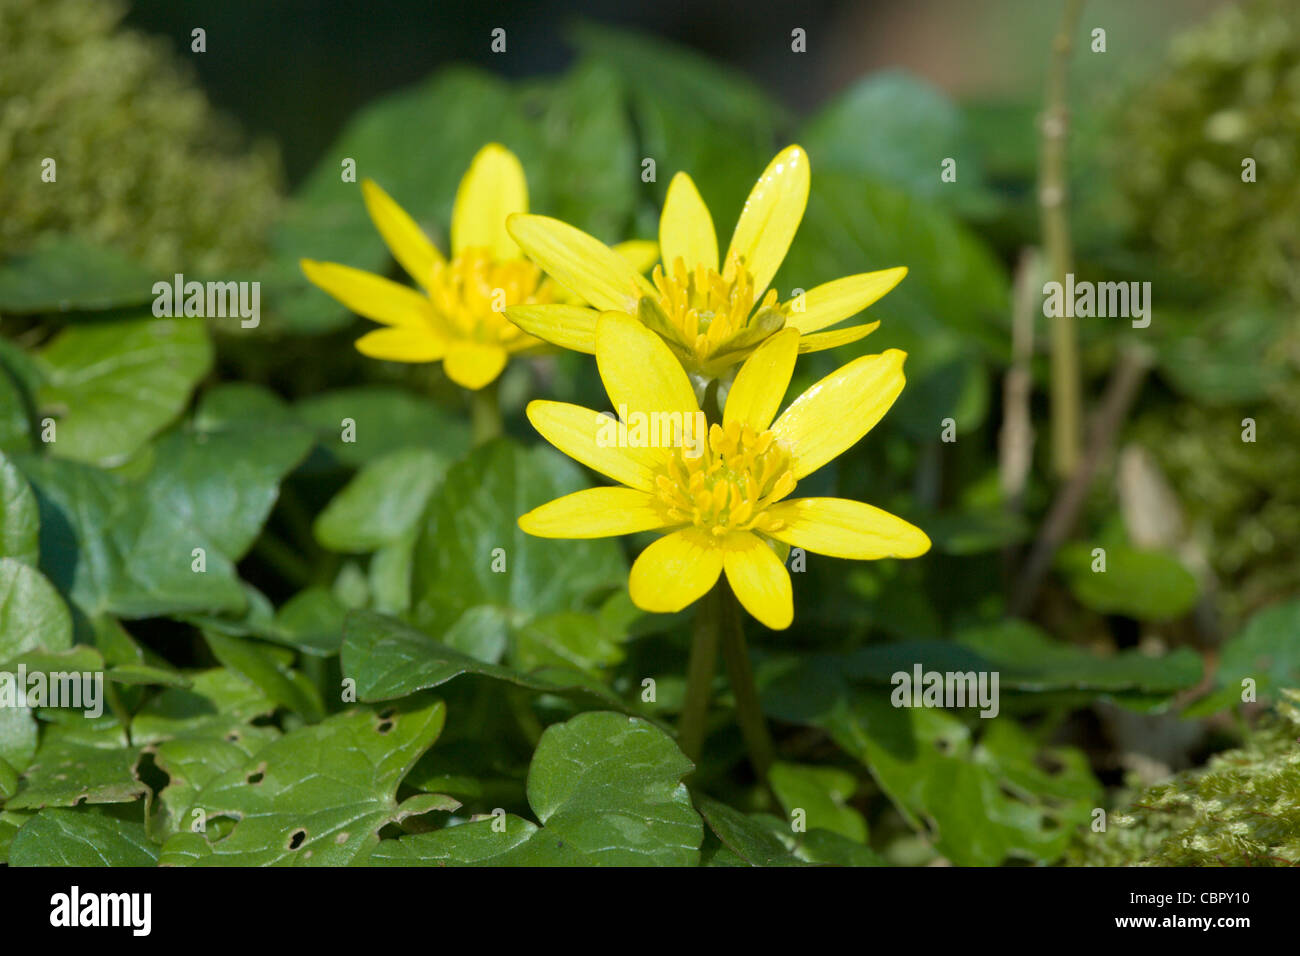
[648,255,780,361]
[427,247,552,344]
[653,420,796,536]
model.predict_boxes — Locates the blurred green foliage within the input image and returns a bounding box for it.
[0,6,1297,867]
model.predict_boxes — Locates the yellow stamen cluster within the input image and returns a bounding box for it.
[649,255,778,359]
[654,420,796,536]
[427,247,553,344]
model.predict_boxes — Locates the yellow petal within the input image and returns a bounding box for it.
[628,529,724,614]
[797,321,880,353]
[301,259,433,327]
[771,349,906,480]
[505,304,598,354]
[724,327,799,431]
[443,342,508,390]
[361,179,443,289]
[507,214,653,312]
[723,531,793,630]
[659,172,718,273]
[525,400,661,492]
[765,497,931,559]
[596,312,699,421]
[519,487,671,538]
[612,239,660,275]
[451,143,528,260]
[724,145,810,300]
[355,326,445,363]
[785,268,906,334]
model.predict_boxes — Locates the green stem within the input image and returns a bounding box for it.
[1040,0,1085,478]
[470,379,503,445]
[718,582,775,779]
[678,585,722,765]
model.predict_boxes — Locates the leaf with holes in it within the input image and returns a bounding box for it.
[8,808,160,866]
[368,711,703,866]
[5,717,145,810]
[157,698,448,866]
[131,668,277,746]
[35,316,212,467]
[150,728,280,841]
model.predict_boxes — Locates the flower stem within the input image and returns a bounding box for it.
[470,379,503,445]
[678,584,722,765]
[718,582,775,779]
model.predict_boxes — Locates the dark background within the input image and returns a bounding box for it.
[124,0,1225,185]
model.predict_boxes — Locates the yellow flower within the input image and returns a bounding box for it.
[518,313,930,630]
[504,144,906,386]
[300,143,552,390]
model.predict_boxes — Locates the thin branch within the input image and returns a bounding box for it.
[1040,0,1086,477]
[1011,346,1153,616]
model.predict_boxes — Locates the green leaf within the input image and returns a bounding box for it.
[778,173,1009,357]
[694,796,809,867]
[35,315,212,467]
[801,71,993,213]
[151,729,279,840]
[203,631,324,722]
[342,610,624,707]
[0,557,72,659]
[0,362,33,454]
[8,808,159,866]
[0,237,154,314]
[0,451,39,564]
[1057,542,1199,620]
[158,698,447,865]
[410,440,626,646]
[370,712,702,866]
[295,386,471,469]
[956,619,1203,697]
[1186,600,1300,716]
[570,24,783,238]
[806,695,1098,866]
[315,447,445,552]
[148,384,314,560]
[519,59,638,242]
[270,69,539,333]
[769,761,868,843]
[132,669,276,745]
[510,610,626,678]
[17,455,247,619]
[6,717,145,810]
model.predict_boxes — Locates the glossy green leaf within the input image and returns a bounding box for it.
[0,238,154,314]
[769,761,868,843]
[0,452,39,565]
[158,698,447,865]
[315,447,445,552]
[0,557,72,659]
[17,455,247,619]
[8,808,159,866]
[370,712,702,866]
[35,315,211,467]
[1057,542,1199,621]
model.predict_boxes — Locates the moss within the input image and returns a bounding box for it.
[1118,0,1300,302]
[0,0,281,273]
[1073,690,1300,866]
